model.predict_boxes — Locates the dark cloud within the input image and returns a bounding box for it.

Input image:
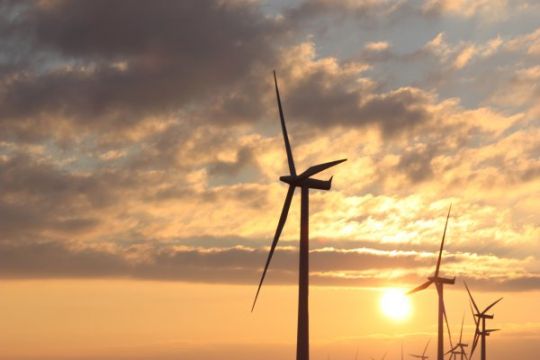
[0,0,453,144]
[280,66,434,137]
[0,0,283,136]
[0,240,537,291]
[0,153,112,241]
[396,145,437,183]
[282,0,416,29]
[208,146,260,177]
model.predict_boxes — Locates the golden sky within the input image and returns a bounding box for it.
[0,1,539,359]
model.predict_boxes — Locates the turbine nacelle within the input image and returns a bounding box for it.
[474,313,494,320]
[427,276,456,285]
[279,174,333,190]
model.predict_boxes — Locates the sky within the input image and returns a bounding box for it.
[0,0,539,359]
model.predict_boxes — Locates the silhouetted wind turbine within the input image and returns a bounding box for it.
[251,71,346,360]
[410,340,430,360]
[407,205,455,360]
[446,313,469,360]
[465,282,502,360]
[370,352,387,360]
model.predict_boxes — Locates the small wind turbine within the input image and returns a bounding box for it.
[410,340,430,360]
[370,352,387,360]
[446,313,469,360]
[251,71,346,360]
[407,205,455,360]
[464,282,502,360]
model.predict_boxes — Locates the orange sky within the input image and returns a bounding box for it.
[1,280,539,360]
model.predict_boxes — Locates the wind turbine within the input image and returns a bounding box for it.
[410,340,430,360]
[407,205,455,360]
[251,71,346,360]
[370,352,387,360]
[464,282,502,360]
[446,313,469,360]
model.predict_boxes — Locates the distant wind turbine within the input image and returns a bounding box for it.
[446,313,469,360]
[370,352,387,360]
[465,282,502,360]
[410,340,430,360]
[251,71,346,360]
[407,205,455,360]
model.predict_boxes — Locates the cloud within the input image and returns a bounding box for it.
[284,0,406,24]
[0,239,538,291]
[422,0,512,20]
[275,43,436,137]
[365,41,391,52]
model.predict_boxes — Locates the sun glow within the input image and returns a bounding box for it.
[380,288,411,321]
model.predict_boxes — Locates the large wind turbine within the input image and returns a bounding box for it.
[251,71,346,360]
[465,282,502,360]
[446,313,469,360]
[407,205,455,360]
[410,340,430,360]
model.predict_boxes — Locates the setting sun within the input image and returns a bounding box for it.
[380,288,411,321]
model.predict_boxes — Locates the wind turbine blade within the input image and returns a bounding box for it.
[407,280,433,294]
[482,297,503,314]
[445,347,456,355]
[464,281,480,314]
[298,159,347,180]
[273,71,296,176]
[434,204,452,277]
[468,299,480,359]
[486,329,500,333]
[423,339,430,356]
[459,312,465,343]
[251,185,295,311]
[441,295,454,350]
[468,299,478,327]
[470,332,480,358]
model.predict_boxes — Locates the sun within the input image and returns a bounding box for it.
[380,288,412,321]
